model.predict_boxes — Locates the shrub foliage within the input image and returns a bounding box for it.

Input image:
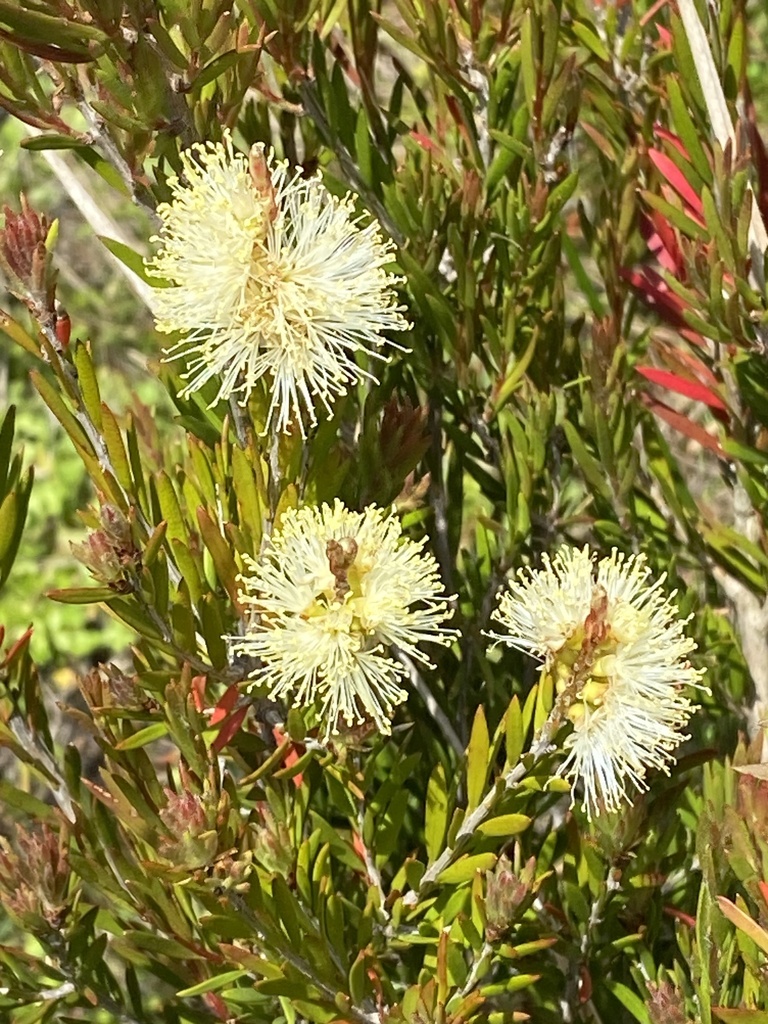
[1,1,768,1022]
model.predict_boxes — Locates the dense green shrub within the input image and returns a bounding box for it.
[1,1,768,1022]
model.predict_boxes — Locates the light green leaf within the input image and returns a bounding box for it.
[437,854,497,885]
[477,814,531,837]
[466,705,490,812]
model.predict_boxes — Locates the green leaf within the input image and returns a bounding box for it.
[0,311,40,356]
[193,50,241,90]
[271,876,305,947]
[199,594,228,669]
[563,421,611,502]
[30,370,94,459]
[696,883,713,1024]
[0,780,58,822]
[348,951,368,1008]
[0,406,17,495]
[713,1012,768,1023]
[156,472,188,544]
[0,490,18,564]
[572,20,610,60]
[101,236,161,287]
[100,405,133,491]
[20,134,89,151]
[466,705,490,812]
[197,506,240,606]
[667,77,712,183]
[716,897,768,956]
[520,10,536,113]
[0,0,106,54]
[114,722,169,751]
[700,186,735,272]
[103,596,164,639]
[231,446,263,547]
[72,342,103,430]
[47,585,118,604]
[177,970,248,998]
[425,763,449,863]
[476,814,531,837]
[604,981,651,1024]
[437,853,497,885]
[642,190,708,241]
[170,539,204,605]
[505,696,525,767]
[561,233,605,318]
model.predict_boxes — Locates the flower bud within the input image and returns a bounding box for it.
[0,825,72,931]
[646,980,689,1024]
[71,504,138,589]
[485,852,536,942]
[80,663,144,711]
[249,803,294,877]
[159,786,221,869]
[0,196,56,322]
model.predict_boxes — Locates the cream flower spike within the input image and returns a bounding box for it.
[489,546,706,819]
[226,501,456,740]
[146,133,410,434]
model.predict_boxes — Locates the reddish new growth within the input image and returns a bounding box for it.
[0,195,57,328]
[0,825,71,929]
[71,504,139,591]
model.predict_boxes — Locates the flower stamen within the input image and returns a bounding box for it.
[488,546,707,818]
[145,133,410,433]
[226,501,456,739]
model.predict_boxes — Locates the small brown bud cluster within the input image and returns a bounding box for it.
[0,825,72,931]
[0,196,57,326]
[248,803,294,877]
[80,663,145,711]
[158,779,226,870]
[646,980,690,1024]
[485,852,538,942]
[378,397,431,508]
[71,504,139,590]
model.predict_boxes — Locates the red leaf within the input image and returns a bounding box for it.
[649,148,704,218]
[211,706,248,753]
[272,725,304,787]
[352,830,366,862]
[203,992,231,1020]
[663,905,697,928]
[410,131,440,154]
[653,341,721,389]
[2,625,34,667]
[639,393,725,456]
[191,675,207,713]
[642,209,684,273]
[210,683,240,725]
[640,0,670,26]
[653,125,690,160]
[636,366,728,412]
[745,114,768,226]
[622,267,685,319]
[621,267,706,346]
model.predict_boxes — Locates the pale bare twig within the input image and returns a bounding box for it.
[23,126,155,309]
[676,0,768,292]
[402,702,563,907]
[395,648,464,759]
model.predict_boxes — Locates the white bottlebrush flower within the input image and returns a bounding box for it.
[227,501,456,738]
[489,546,706,819]
[146,133,409,434]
